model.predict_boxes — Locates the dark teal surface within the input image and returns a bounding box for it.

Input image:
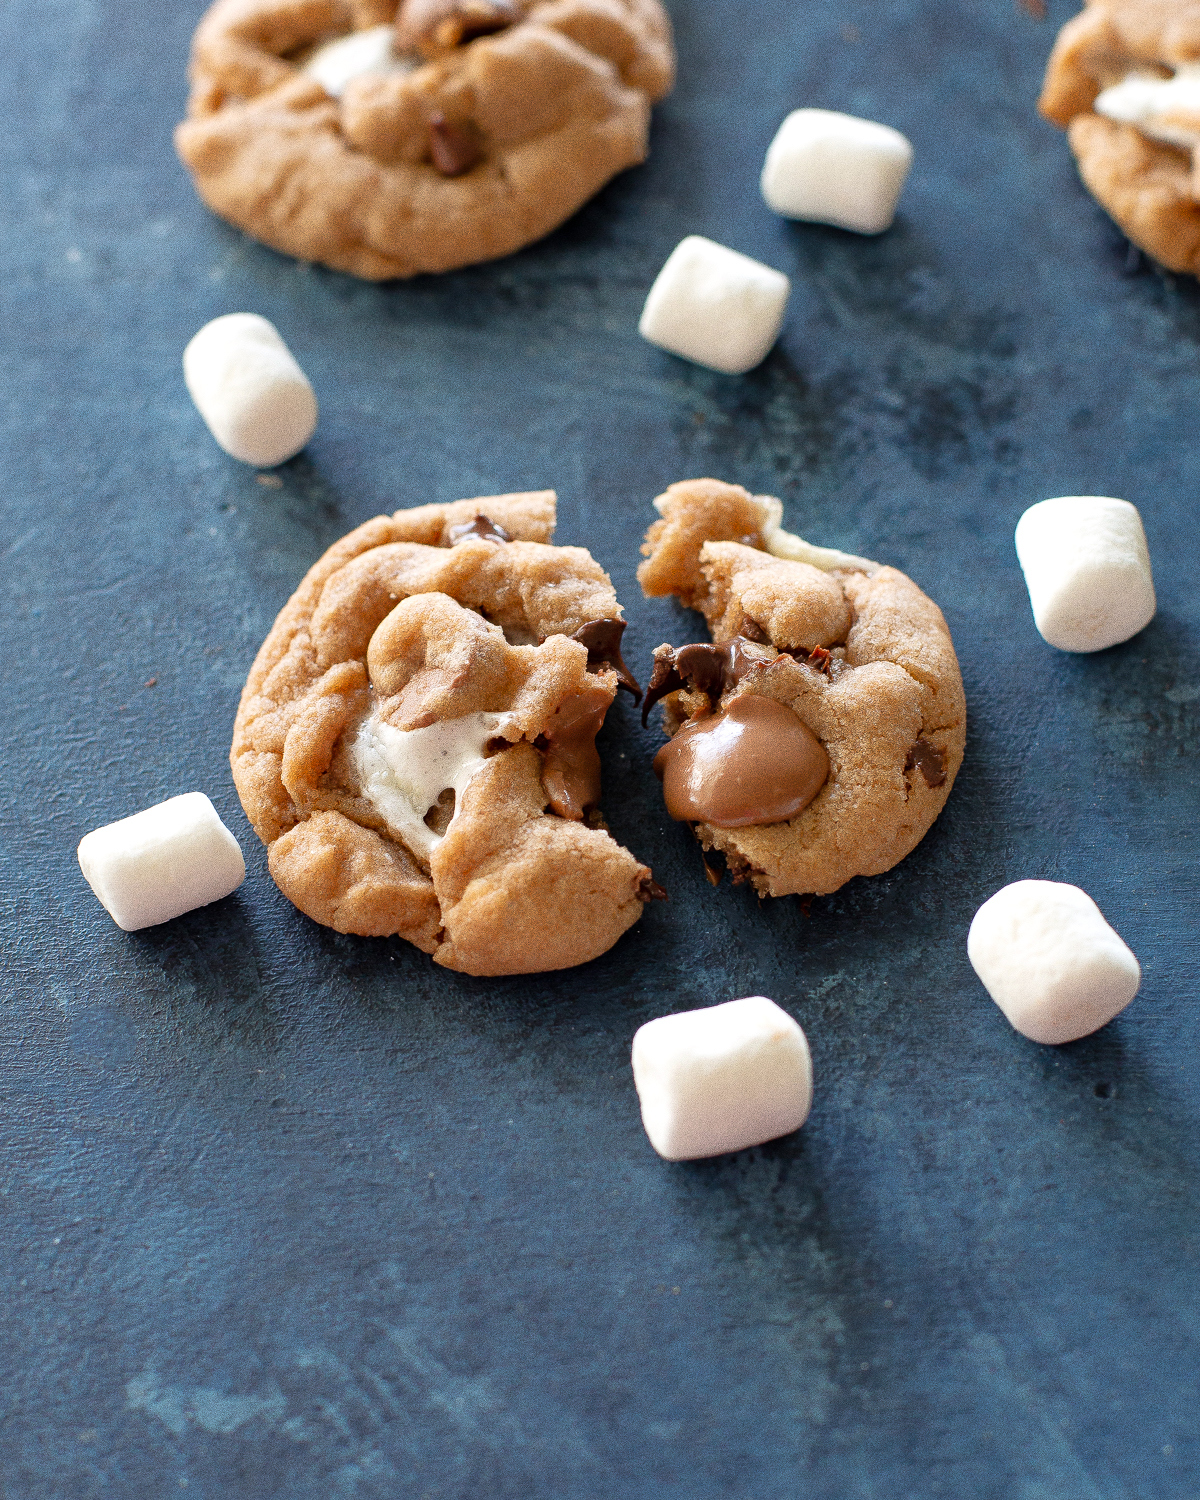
[2,1,1199,1495]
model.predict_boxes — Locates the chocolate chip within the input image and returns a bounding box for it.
[429,113,483,177]
[640,635,771,724]
[570,619,642,701]
[637,875,668,904]
[447,513,511,545]
[906,738,946,787]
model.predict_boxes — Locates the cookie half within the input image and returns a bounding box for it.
[638,479,967,898]
[176,0,675,280]
[232,490,660,974]
[1039,0,1200,273]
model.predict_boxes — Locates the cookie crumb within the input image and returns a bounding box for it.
[256,473,284,489]
[144,677,158,688]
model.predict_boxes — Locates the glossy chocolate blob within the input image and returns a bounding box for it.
[653,696,829,829]
[571,619,642,700]
[540,683,612,820]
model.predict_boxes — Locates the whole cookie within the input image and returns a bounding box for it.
[1039,1,1200,273]
[638,479,967,898]
[233,490,660,975]
[176,0,674,280]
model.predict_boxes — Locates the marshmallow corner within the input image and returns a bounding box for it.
[1014,495,1156,653]
[638,236,791,375]
[78,792,246,932]
[968,879,1141,1046]
[631,995,813,1161]
[760,108,913,235]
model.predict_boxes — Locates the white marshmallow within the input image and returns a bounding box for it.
[352,708,511,862]
[78,793,246,932]
[1014,496,1156,653]
[631,996,813,1161]
[638,236,791,375]
[968,881,1140,1046]
[1094,66,1200,150]
[302,25,414,99]
[183,314,318,468]
[760,109,913,234]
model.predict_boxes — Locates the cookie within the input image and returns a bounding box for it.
[638,479,966,898]
[232,489,661,975]
[1039,1,1200,273]
[176,0,675,281]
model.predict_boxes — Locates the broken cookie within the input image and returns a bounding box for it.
[176,0,675,280]
[232,489,659,975]
[1039,0,1200,273]
[638,478,966,898]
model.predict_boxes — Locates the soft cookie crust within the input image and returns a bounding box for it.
[1039,0,1200,273]
[176,0,674,280]
[233,490,656,974]
[639,479,967,898]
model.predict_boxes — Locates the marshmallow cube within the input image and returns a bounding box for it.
[1014,496,1156,653]
[183,313,318,468]
[968,880,1141,1046]
[78,793,246,932]
[631,996,813,1161]
[761,109,913,234]
[638,236,791,375]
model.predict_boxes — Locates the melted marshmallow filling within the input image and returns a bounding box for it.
[302,25,415,99]
[353,709,510,861]
[1094,65,1200,149]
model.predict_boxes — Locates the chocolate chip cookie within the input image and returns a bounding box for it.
[639,479,967,898]
[176,0,675,280]
[1040,1,1200,273]
[232,490,660,974]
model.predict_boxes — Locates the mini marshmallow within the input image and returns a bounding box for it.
[183,314,318,468]
[968,880,1141,1046]
[302,25,413,99]
[631,996,812,1161]
[638,236,790,375]
[78,793,246,932]
[760,109,913,234]
[1014,496,1156,653]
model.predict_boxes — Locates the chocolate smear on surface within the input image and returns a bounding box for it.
[540,683,611,820]
[637,875,668,904]
[640,636,770,724]
[429,113,483,177]
[654,696,829,829]
[571,619,641,701]
[448,513,511,545]
[906,738,946,787]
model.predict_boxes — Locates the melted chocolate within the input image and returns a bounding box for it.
[571,619,642,701]
[540,683,611,820]
[654,696,829,829]
[447,513,511,545]
[739,618,770,644]
[428,113,483,177]
[641,636,769,725]
[906,738,947,788]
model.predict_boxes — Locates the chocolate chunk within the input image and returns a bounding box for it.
[637,875,668,904]
[640,635,771,725]
[906,738,946,788]
[571,619,642,701]
[428,113,483,177]
[654,696,829,829]
[447,513,511,545]
[540,683,611,820]
[798,644,833,677]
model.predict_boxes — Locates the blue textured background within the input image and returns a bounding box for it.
[2,1,1198,1495]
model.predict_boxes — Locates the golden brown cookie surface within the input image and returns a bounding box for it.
[233,490,658,974]
[1039,0,1200,272]
[639,479,967,899]
[176,0,674,280]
